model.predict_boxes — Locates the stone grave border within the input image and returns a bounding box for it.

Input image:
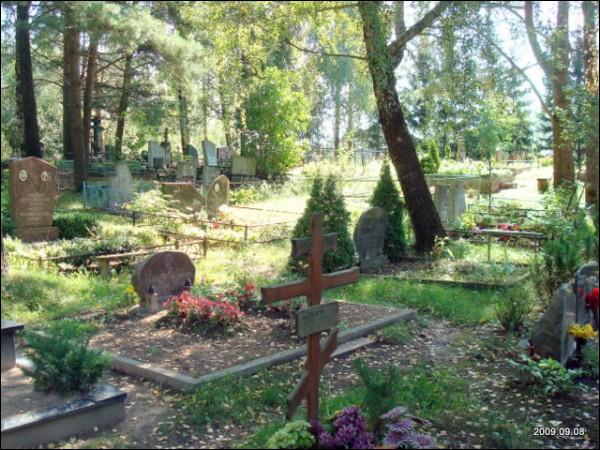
[1,362,125,449]
[23,305,414,391]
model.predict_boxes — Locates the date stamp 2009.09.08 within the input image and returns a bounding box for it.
[533,427,587,438]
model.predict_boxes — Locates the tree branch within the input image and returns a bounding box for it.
[285,38,367,60]
[524,1,551,76]
[388,1,454,67]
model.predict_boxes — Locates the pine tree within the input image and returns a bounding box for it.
[289,174,356,274]
[370,161,407,259]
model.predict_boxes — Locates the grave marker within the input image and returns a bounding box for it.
[202,140,218,167]
[9,157,59,242]
[161,182,205,214]
[354,207,389,272]
[132,251,195,312]
[148,141,166,169]
[206,175,230,216]
[109,162,134,208]
[231,156,257,177]
[261,212,359,423]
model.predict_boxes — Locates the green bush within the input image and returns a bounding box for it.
[289,175,356,274]
[24,319,110,394]
[54,212,99,239]
[265,421,315,449]
[495,286,533,334]
[1,170,15,237]
[418,138,441,174]
[581,343,599,378]
[370,161,406,259]
[510,355,581,396]
[354,358,401,437]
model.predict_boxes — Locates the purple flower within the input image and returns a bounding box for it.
[407,433,436,449]
[381,406,408,421]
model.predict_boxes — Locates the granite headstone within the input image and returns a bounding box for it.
[353,207,389,273]
[202,140,218,167]
[161,182,205,214]
[109,162,135,208]
[132,251,195,312]
[9,157,59,242]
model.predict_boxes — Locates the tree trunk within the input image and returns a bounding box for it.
[15,1,42,158]
[1,230,7,275]
[64,10,86,191]
[82,36,98,159]
[333,83,342,154]
[359,2,445,253]
[114,53,133,159]
[525,1,574,187]
[178,88,190,152]
[583,1,599,206]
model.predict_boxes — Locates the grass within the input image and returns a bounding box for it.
[329,278,503,324]
[1,265,135,326]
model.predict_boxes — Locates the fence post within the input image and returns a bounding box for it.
[132,211,137,226]
[203,237,208,258]
[244,224,249,244]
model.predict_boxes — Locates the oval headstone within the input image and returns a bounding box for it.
[132,251,195,312]
[353,207,389,273]
[206,175,230,216]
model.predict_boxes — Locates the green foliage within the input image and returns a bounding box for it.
[495,286,533,334]
[378,323,412,345]
[24,319,109,394]
[265,421,315,449]
[354,358,401,436]
[1,170,15,236]
[289,175,356,274]
[243,67,309,176]
[418,138,441,174]
[370,161,406,259]
[510,356,581,396]
[54,212,99,239]
[581,343,599,379]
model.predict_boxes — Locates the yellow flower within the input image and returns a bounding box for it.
[568,324,597,340]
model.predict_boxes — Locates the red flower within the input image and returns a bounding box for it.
[586,287,599,310]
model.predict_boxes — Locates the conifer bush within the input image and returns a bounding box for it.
[289,174,356,274]
[370,161,407,259]
[24,320,109,394]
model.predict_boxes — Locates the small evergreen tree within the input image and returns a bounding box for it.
[371,161,407,258]
[289,174,356,274]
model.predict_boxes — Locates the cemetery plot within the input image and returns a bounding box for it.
[88,300,401,379]
[369,258,531,288]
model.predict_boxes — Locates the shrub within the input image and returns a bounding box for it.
[165,291,243,335]
[495,287,533,334]
[24,319,109,394]
[354,358,401,436]
[370,161,406,259]
[266,421,315,449]
[418,139,441,174]
[311,406,374,449]
[54,212,99,239]
[289,174,356,274]
[581,343,599,378]
[381,406,436,449]
[1,171,15,237]
[510,355,581,396]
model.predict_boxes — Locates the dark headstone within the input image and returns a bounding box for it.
[206,175,230,216]
[160,182,205,214]
[185,144,199,168]
[9,157,59,242]
[531,284,577,365]
[353,207,389,273]
[132,251,195,312]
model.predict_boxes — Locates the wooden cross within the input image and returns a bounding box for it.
[261,212,359,423]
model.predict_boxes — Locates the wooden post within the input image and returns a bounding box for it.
[261,212,359,423]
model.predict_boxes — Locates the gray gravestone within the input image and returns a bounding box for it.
[186,144,199,168]
[231,156,257,177]
[9,157,59,242]
[353,207,389,273]
[202,140,218,167]
[434,185,450,225]
[148,141,169,169]
[176,159,196,181]
[202,166,221,187]
[161,182,205,214]
[531,284,577,366]
[109,163,134,208]
[206,175,230,216]
[132,251,195,312]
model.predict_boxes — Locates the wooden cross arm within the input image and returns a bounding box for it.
[286,330,338,420]
[261,279,310,305]
[322,267,360,290]
[292,233,337,257]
